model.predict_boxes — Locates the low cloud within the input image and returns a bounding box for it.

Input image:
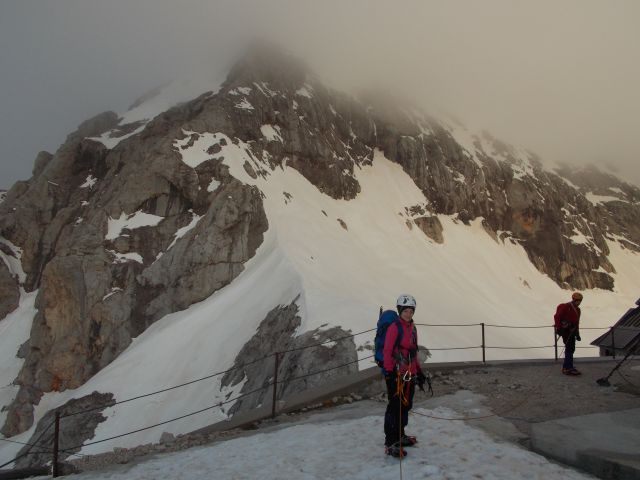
[1,0,638,187]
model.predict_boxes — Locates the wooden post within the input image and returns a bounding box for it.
[271,352,280,419]
[52,412,60,478]
[481,323,486,363]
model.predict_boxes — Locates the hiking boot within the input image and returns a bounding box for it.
[562,368,580,376]
[385,442,407,458]
[400,434,417,446]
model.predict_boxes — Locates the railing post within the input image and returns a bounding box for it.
[271,352,280,419]
[554,326,558,362]
[52,411,60,478]
[611,326,616,359]
[481,323,486,363]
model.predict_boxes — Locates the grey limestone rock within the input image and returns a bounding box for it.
[220,299,358,416]
[13,392,114,469]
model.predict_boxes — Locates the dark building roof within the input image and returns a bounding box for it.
[591,298,640,350]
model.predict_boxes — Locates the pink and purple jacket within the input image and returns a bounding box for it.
[383,319,422,375]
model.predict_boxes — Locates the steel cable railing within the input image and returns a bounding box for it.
[0,319,621,473]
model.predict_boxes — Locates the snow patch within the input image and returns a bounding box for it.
[44,406,594,479]
[585,192,623,205]
[0,237,26,284]
[228,86,252,96]
[88,124,146,150]
[253,82,277,97]
[106,211,164,241]
[174,131,219,168]
[235,98,254,110]
[80,175,97,189]
[108,250,144,264]
[260,124,283,142]
[167,212,203,251]
[207,179,221,192]
[103,287,123,301]
[0,291,38,430]
[296,84,313,98]
[121,76,222,126]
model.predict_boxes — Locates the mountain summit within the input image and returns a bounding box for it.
[0,45,639,462]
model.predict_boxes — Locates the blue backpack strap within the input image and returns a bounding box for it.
[393,318,404,349]
[375,309,400,367]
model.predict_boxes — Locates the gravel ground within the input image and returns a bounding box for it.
[421,357,640,442]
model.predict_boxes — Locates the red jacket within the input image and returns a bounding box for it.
[554,301,581,333]
[383,319,422,375]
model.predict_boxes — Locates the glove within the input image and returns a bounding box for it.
[575,334,581,342]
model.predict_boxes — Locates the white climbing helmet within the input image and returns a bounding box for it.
[396,294,417,310]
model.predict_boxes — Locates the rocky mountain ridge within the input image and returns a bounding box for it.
[0,45,639,444]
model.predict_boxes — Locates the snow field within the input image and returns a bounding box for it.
[29,407,594,480]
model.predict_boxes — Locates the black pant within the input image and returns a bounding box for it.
[563,334,576,369]
[384,376,415,446]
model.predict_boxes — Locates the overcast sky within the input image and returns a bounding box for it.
[1,0,639,189]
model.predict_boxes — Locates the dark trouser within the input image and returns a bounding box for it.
[563,334,576,369]
[384,376,415,446]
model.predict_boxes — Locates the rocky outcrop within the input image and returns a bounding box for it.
[220,300,358,415]
[371,114,638,290]
[1,79,268,435]
[13,392,114,469]
[414,216,444,244]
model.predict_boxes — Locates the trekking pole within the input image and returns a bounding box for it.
[597,336,640,387]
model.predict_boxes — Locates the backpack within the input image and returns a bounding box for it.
[374,309,403,367]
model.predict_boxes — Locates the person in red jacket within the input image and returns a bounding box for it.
[382,294,426,457]
[554,292,583,375]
